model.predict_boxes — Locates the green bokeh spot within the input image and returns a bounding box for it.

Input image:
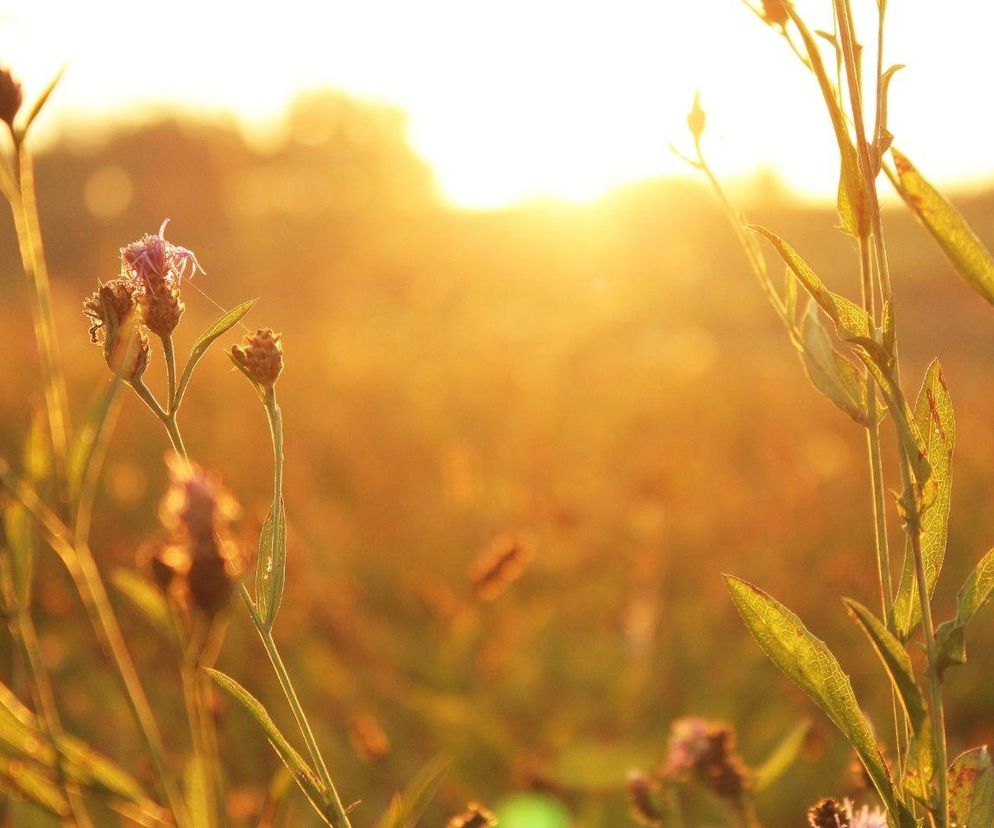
[496,794,571,828]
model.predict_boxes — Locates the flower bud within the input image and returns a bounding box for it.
[0,66,23,128]
[446,803,497,828]
[687,92,706,141]
[231,328,284,387]
[807,798,849,827]
[140,276,185,338]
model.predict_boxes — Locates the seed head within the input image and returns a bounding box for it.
[120,219,203,293]
[231,328,284,387]
[0,66,23,128]
[82,279,150,380]
[446,803,497,828]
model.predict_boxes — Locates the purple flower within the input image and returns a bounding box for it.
[120,219,203,292]
[846,800,886,828]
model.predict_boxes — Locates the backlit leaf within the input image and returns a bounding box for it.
[948,747,994,828]
[255,498,287,630]
[935,546,994,681]
[175,298,258,406]
[799,301,868,425]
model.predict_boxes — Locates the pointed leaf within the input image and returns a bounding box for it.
[799,301,869,425]
[255,498,287,630]
[753,720,812,792]
[935,546,994,681]
[948,747,994,828]
[175,298,258,407]
[373,754,450,828]
[206,669,333,825]
[894,361,955,640]
[17,65,67,140]
[891,148,994,307]
[725,576,913,825]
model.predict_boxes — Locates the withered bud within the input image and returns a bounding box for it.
[231,328,283,387]
[627,771,666,827]
[687,92,706,141]
[187,548,238,617]
[807,797,849,828]
[761,0,790,27]
[663,718,752,801]
[471,533,533,601]
[0,66,23,128]
[348,713,390,764]
[82,279,149,380]
[446,803,497,828]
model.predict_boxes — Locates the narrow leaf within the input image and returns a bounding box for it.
[948,747,994,828]
[891,148,994,307]
[373,754,450,828]
[255,499,287,630]
[175,298,258,406]
[206,669,333,825]
[935,546,994,680]
[68,371,127,505]
[112,569,172,638]
[725,576,912,824]
[17,65,67,139]
[894,361,955,640]
[799,301,869,425]
[753,720,812,793]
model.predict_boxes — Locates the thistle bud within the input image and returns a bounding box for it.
[140,277,185,338]
[446,803,497,828]
[761,0,790,27]
[687,92,706,141]
[663,717,752,801]
[0,66,23,128]
[807,798,849,827]
[231,328,284,387]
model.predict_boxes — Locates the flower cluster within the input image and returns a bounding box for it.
[147,455,241,619]
[807,797,886,828]
[662,716,752,801]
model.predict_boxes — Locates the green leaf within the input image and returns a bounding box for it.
[753,720,812,792]
[799,301,869,425]
[894,361,955,640]
[843,599,935,801]
[175,298,258,407]
[935,546,994,681]
[68,370,127,506]
[372,754,450,828]
[206,668,333,826]
[948,747,994,828]
[751,226,931,485]
[891,148,994,307]
[111,569,172,639]
[255,499,287,630]
[725,576,913,825]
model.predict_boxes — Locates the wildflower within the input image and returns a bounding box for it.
[82,278,149,380]
[231,328,284,387]
[446,803,497,828]
[470,533,533,601]
[155,455,241,617]
[0,66,23,128]
[627,771,666,827]
[120,220,198,337]
[663,717,752,801]
[760,0,790,27]
[806,798,886,828]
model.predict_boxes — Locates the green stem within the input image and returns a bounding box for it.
[163,336,179,415]
[7,147,71,491]
[255,619,351,828]
[128,379,189,463]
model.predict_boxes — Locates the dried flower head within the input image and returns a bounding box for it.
[120,219,203,292]
[156,455,241,617]
[231,328,284,387]
[471,533,533,601]
[760,0,790,27]
[663,717,751,801]
[446,803,497,828]
[0,66,23,128]
[627,771,666,827]
[82,279,149,380]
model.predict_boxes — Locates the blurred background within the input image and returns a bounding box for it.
[2,1,994,825]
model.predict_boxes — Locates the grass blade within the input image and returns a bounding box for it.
[373,754,450,828]
[752,720,811,793]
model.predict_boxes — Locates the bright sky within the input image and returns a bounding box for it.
[2,1,993,209]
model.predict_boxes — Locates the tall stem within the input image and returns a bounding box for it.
[8,147,70,489]
[163,336,179,415]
